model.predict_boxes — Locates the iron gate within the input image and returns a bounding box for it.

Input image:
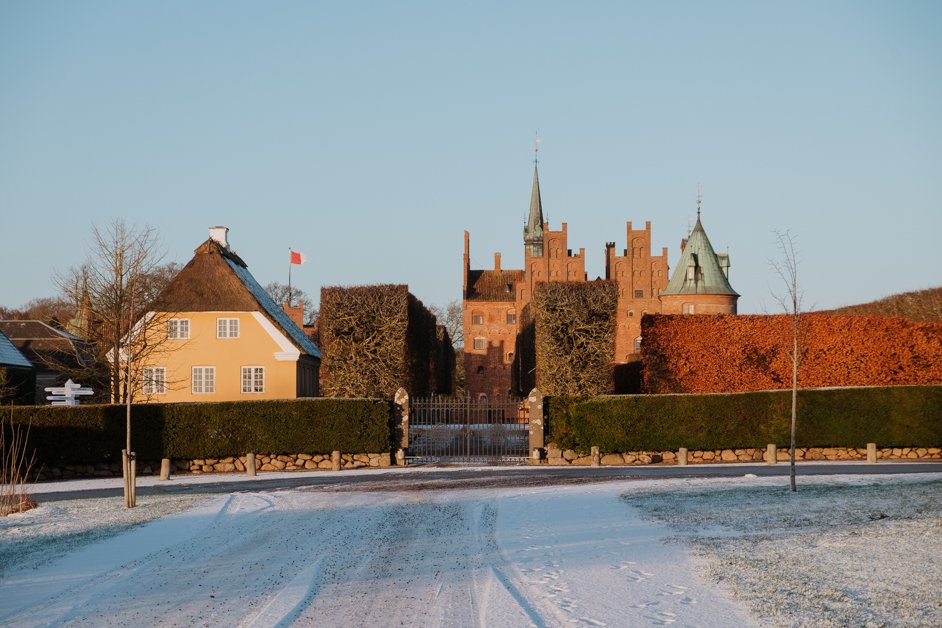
[407,396,529,464]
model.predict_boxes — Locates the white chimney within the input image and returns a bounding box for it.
[209,226,229,249]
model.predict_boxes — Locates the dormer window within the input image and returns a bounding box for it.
[686,266,696,280]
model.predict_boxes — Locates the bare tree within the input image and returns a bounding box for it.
[430,301,464,396]
[0,297,76,328]
[56,220,175,507]
[57,222,172,403]
[771,230,803,492]
[429,300,464,349]
[265,282,318,325]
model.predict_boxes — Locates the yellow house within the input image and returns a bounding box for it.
[136,227,320,402]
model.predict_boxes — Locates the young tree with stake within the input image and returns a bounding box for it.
[771,230,803,492]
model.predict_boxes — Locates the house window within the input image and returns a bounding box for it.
[473,337,486,351]
[506,311,516,324]
[168,318,190,339]
[217,318,240,338]
[241,366,264,393]
[472,313,484,325]
[192,366,215,394]
[683,303,696,315]
[142,367,166,395]
[634,289,644,298]
[634,337,643,352]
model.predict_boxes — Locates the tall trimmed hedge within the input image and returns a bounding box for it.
[547,385,942,452]
[534,282,618,396]
[6,398,394,465]
[319,284,453,398]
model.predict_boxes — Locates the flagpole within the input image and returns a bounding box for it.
[287,248,292,307]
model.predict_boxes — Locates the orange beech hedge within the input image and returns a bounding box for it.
[642,314,942,394]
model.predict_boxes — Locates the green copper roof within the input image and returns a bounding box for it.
[661,215,739,296]
[523,163,544,246]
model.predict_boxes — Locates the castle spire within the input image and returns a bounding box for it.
[523,135,545,256]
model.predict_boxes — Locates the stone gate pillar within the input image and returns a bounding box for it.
[394,388,410,462]
[528,387,544,463]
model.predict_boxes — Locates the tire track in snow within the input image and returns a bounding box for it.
[240,558,325,628]
[473,501,553,628]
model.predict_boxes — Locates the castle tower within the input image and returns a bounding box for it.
[659,209,739,314]
[523,164,545,257]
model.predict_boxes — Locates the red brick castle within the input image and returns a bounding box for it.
[463,160,738,399]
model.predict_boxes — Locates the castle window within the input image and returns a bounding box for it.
[472,313,484,325]
[473,337,486,351]
[628,310,634,317]
[168,318,190,339]
[634,337,643,352]
[683,303,695,315]
[506,311,516,324]
[477,366,485,375]
[478,393,488,402]
[507,352,514,362]
[634,289,644,298]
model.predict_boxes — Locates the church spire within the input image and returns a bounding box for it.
[524,134,545,256]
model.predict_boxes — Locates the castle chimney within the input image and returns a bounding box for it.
[494,252,501,271]
[209,226,229,249]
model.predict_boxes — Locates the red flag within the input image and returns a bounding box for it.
[289,250,307,265]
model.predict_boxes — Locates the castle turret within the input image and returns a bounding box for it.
[659,210,739,315]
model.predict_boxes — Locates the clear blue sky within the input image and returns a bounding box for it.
[2,1,940,316]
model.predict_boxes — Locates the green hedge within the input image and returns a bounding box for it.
[546,385,942,453]
[6,398,394,465]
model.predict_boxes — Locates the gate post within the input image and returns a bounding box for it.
[394,387,410,454]
[528,388,544,464]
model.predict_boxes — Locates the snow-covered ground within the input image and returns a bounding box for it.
[1,470,940,627]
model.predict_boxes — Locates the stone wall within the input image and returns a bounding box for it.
[543,443,942,465]
[34,452,393,481]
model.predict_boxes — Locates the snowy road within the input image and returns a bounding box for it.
[1,484,747,627]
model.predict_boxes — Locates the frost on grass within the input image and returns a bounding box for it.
[624,476,942,627]
[0,493,209,578]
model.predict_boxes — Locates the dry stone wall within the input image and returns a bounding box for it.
[35,452,393,480]
[543,443,942,465]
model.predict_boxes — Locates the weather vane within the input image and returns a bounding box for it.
[534,132,541,164]
[696,183,703,217]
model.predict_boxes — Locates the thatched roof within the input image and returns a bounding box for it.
[153,238,321,358]
[153,239,258,312]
